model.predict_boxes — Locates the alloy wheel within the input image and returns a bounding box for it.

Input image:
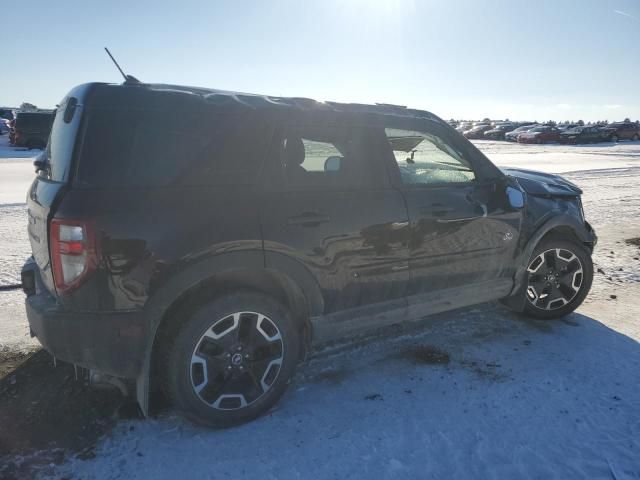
[526,248,584,310]
[190,311,284,410]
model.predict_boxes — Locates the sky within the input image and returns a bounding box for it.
[1,0,639,122]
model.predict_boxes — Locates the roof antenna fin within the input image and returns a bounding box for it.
[104,47,141,85]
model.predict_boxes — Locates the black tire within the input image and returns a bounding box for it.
[610,134,618,143]
[632,134,639,141]
[164,291,301,428]
[522,235,593,320]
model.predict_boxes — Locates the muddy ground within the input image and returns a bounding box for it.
[0,350,126,479]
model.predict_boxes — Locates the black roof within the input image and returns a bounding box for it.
[131,82,446,125]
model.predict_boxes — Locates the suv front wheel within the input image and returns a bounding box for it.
[165,291,301,427]
[523,235,593,320]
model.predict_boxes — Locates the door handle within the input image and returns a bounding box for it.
[391,264,409,272]
[287,212,330,227]
[435,204,487,223]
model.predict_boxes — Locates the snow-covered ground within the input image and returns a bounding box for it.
[0,136,38,353]
[0,136,639,479]
[475,139,640,174]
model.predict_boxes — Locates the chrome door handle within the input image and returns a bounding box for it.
[435,204,487,223]
[391,264,409,271]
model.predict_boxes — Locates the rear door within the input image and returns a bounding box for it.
[27,86,87,294]
[260,118,410,314]
[382,119,522,297]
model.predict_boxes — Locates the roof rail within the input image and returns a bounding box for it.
[375,103,407,109]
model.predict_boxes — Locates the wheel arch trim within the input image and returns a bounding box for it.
[135,250,324,416]
[501,214,596,311]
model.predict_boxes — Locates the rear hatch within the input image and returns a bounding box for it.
[26,85,90,294]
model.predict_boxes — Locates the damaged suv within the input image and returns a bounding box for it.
[22,82,596,427]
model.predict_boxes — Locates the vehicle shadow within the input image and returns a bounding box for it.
[46,304,640,479]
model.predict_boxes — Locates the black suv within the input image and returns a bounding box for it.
[12,111,55,149]
[22,82,597,427]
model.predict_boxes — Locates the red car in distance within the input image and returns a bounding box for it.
[517,125,562,144]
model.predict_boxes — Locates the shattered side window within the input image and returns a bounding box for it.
[385,128,475,185]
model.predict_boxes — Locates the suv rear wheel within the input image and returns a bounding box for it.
[165,291,301,427]
[523,235,593,320]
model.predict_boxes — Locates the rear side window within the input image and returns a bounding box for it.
[77,108,273,188]
[274,125,383,191]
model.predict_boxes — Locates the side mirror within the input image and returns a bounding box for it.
[324,156,342,172]
[506,186,524,209]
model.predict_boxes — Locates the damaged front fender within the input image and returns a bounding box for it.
[501,167,582,198]
[499,168,596,312]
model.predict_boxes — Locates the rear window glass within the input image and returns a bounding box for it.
[47,99,78,182]
[76,108,273,187]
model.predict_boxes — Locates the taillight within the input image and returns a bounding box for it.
[50,218,99,294]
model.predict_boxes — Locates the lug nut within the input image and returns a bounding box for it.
[226,353,231,358]
[244,354,249,359]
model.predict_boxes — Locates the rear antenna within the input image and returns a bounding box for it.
[104,47,141,85]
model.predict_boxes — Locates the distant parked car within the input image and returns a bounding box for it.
[558,126,607,144]
[12,111,55,149]
[505,124,537,142]
[456,122,473,133]
[483,123,517,140]
[0,118,8,135]
[8,119,16,144]
[0,108,14,121]
[517,125,561,144]
[463,124,493,139]
[601,122,640,142]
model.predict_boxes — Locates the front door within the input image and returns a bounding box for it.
[383,120,522,297]
[260,120,411,315]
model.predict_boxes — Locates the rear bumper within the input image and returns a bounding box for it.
[22,260,147,379]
